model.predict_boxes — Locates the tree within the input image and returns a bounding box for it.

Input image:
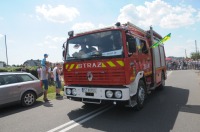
[190,52,200,60]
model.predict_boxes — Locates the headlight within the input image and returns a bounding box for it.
[72,89,77,96]
[115,91,122,99]
[106,90,113,98]
[66,89,71,95]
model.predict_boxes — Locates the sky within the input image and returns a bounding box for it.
[0,0,200,65]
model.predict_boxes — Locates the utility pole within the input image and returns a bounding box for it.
[185,49,187,58]
[5,35,8,66]
[195,40,197,54]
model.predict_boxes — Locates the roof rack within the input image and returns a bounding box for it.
[76,26,114,36]
[126,22,146,34]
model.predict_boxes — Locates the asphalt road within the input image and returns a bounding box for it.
[0,70,200,132]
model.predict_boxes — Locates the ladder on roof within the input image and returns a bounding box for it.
[126,22,146,34]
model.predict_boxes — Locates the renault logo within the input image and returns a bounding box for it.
[87,71,93,81]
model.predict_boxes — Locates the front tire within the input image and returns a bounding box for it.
[21,91,36,107]
[135,80,146,110]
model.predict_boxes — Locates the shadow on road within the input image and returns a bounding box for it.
[43,101,53,107]
[0,101,44,118]
[67,86,191,132]
[66,103,107,120]
[180,105,200,114]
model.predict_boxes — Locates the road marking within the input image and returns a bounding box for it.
[167,71,172,76]
[59,106,113,132]
[49,70,172,132]
[47,105,112,132]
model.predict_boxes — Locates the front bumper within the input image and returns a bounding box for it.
[64,86,130,104]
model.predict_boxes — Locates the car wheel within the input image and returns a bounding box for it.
[21,91,36,107]
[135,80,146,110]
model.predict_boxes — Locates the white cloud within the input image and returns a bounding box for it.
[117,0,199,29]
[36,35,66,63]
[71,22,111,33]
[165,39,196,57]
[0,16,3,20]
[98,24,106,28]
[197,11,200,21]
[36,4,80,23]
[37,35,66,49]
[72,22,95,32]
[0,34,3,38]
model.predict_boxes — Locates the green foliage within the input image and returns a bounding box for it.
[190,52,200,60]
[0,66,38,78]
[0,68,7,72]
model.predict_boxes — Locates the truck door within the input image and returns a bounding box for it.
[126,35,137,84]
[136,38,152,75]
[152,44,166,84]
[126,35,152,82]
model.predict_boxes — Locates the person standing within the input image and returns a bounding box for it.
[48,64,53,85]
[37,66,41,79]
[53,63,63,98]
[41,54,49,102]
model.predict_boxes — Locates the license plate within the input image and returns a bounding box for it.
[82,88,96,93]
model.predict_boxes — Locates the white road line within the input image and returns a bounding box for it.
[59,105,113,132]
[47,105,110,132]
[49,70,172,132]
[167,71,172,76]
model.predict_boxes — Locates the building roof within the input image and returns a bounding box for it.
[23,59,41,66]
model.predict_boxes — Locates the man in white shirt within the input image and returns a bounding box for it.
[41,54,49,102]
[53,63,63,98]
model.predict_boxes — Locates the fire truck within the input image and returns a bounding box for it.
[62,22,167,110]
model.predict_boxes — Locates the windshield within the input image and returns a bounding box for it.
[66,30,123,61]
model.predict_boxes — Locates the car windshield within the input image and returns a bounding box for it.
[65,30,123,61]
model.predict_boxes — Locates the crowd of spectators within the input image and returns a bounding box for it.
[166,59,200,70]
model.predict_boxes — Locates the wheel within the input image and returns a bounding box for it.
[135,80,146,110]
[21,91,36,107]
[158,72,165,90]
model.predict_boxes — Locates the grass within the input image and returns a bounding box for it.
[37,83,64,101]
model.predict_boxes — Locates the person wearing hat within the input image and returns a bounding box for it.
[41,54,49,102]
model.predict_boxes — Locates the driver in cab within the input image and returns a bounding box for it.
[72,44,90,58]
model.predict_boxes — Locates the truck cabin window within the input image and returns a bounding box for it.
[66,30,123,61]
[126,35,136,56]
[136,39,148,54]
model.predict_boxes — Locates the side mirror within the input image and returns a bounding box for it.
[62,42,67,60]
[62,42,66,49]
[62,50,65,58]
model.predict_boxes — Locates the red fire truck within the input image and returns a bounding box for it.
[62,22,167,110]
